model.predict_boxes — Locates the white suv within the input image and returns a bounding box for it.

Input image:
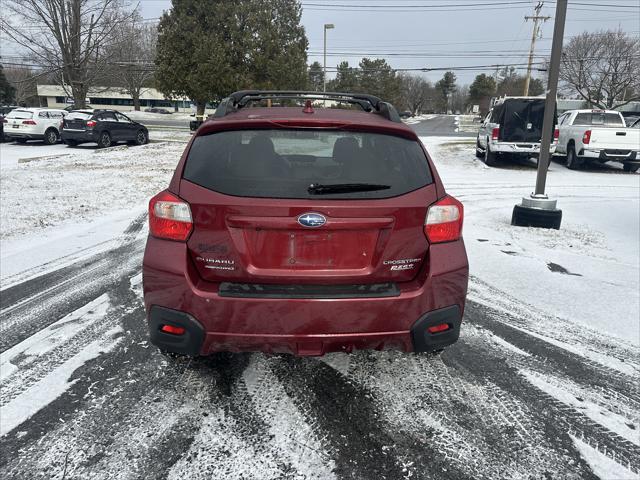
[3,108,67,144]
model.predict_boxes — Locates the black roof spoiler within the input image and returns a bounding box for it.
[212,90,402,123]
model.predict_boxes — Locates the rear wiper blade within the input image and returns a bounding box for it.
[307,183,391,194]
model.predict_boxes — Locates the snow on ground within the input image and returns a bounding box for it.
[422,136,640,346]
[402,114,436,125]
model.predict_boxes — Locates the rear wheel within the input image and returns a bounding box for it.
[98,131,112,148]
[44,128,58,145]
[623,163,639,173]
[484,141,498,167]
[566,145,582,170]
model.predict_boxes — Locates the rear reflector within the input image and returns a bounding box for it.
[149,191,193,241]
[425,195,464,243]
[160,324,186,335]
[427,323,450,334]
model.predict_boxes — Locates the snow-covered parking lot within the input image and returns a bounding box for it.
[1,134,638,479]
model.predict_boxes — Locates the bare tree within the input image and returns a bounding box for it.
[560,30,640,109]
[4,67,39,106]
[110,13,157,110]
[398,73,433,114]
[1,0,134,108]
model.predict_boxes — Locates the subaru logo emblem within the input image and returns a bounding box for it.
[298,213,326,228]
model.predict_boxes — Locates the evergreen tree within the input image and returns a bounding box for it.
[249,0,308,90]
[435,71,457,113]
[308,61,324,91]
[358,58,401,104]
[155,0,308,115]
[468,73,496,115]
[0,66,16,104]
[329,61,360,93]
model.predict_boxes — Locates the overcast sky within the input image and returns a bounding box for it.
[138,0,639,85]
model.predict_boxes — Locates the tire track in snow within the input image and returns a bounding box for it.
[455,305,640,476]
[0,239,144,353]
[270,355,471,480]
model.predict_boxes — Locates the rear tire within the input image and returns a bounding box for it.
[566,145,582,170]
[44,128,58,145]
[484,141,498,167]
[623,163,639,173]
[98,131,112,148]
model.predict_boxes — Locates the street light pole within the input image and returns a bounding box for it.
[511,0,567,230]
[323,23,334,92]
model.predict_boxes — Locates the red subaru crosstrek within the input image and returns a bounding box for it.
[143,91,468,357]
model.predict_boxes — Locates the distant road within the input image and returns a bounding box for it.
[409,115,476,138]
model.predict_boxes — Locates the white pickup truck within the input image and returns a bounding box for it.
[555,109,640,172]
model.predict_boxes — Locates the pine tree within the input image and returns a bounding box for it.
[435,71,457,113]
[308,61,324,91]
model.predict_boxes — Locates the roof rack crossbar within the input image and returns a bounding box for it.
[213,90,401,123]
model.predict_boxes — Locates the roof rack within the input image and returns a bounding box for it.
[212,90,402,123]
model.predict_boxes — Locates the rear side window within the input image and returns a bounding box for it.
[67,112,92,120]
[573,112,623,127]
[183,129,433,199]
[7,110,33,119]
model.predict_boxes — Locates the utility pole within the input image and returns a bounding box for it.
[523,2,550,96]
[511,0,567,230]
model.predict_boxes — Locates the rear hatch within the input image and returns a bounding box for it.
[179,127,437,284]
[589,127,640,151]
[495,98,556,143]
[63,111,93,130]
[5,110,33,131]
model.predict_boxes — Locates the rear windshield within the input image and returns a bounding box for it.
[66,112,92,120]
[6,110,33,119]
[573,112,623,127]
[183,129,433,199]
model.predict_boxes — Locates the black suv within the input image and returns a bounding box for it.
[61,109,149,148]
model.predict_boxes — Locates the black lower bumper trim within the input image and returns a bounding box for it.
[148,306,205,356]
[411,305,462,353]
[218,282,401,299]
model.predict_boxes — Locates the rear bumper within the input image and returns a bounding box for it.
[580,148,638,163]
[490,141,556,155]
[61,130,99,143]
[142,237,468,356]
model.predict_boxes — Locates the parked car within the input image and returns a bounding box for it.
[555,109,640,172]
[143,90,469,358]
[61,109,149,148]
[3,107,67,144]
[399,111,413,119]
[144,107,172,114]
[476,96,557,166]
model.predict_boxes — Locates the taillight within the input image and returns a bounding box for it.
[582,130,591,145]
[22,120,36,125]
[86,120,97,128]
[553,128,559,142]
[491,127,499,140]
[424,195,464,244]
[149,191,193,241]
